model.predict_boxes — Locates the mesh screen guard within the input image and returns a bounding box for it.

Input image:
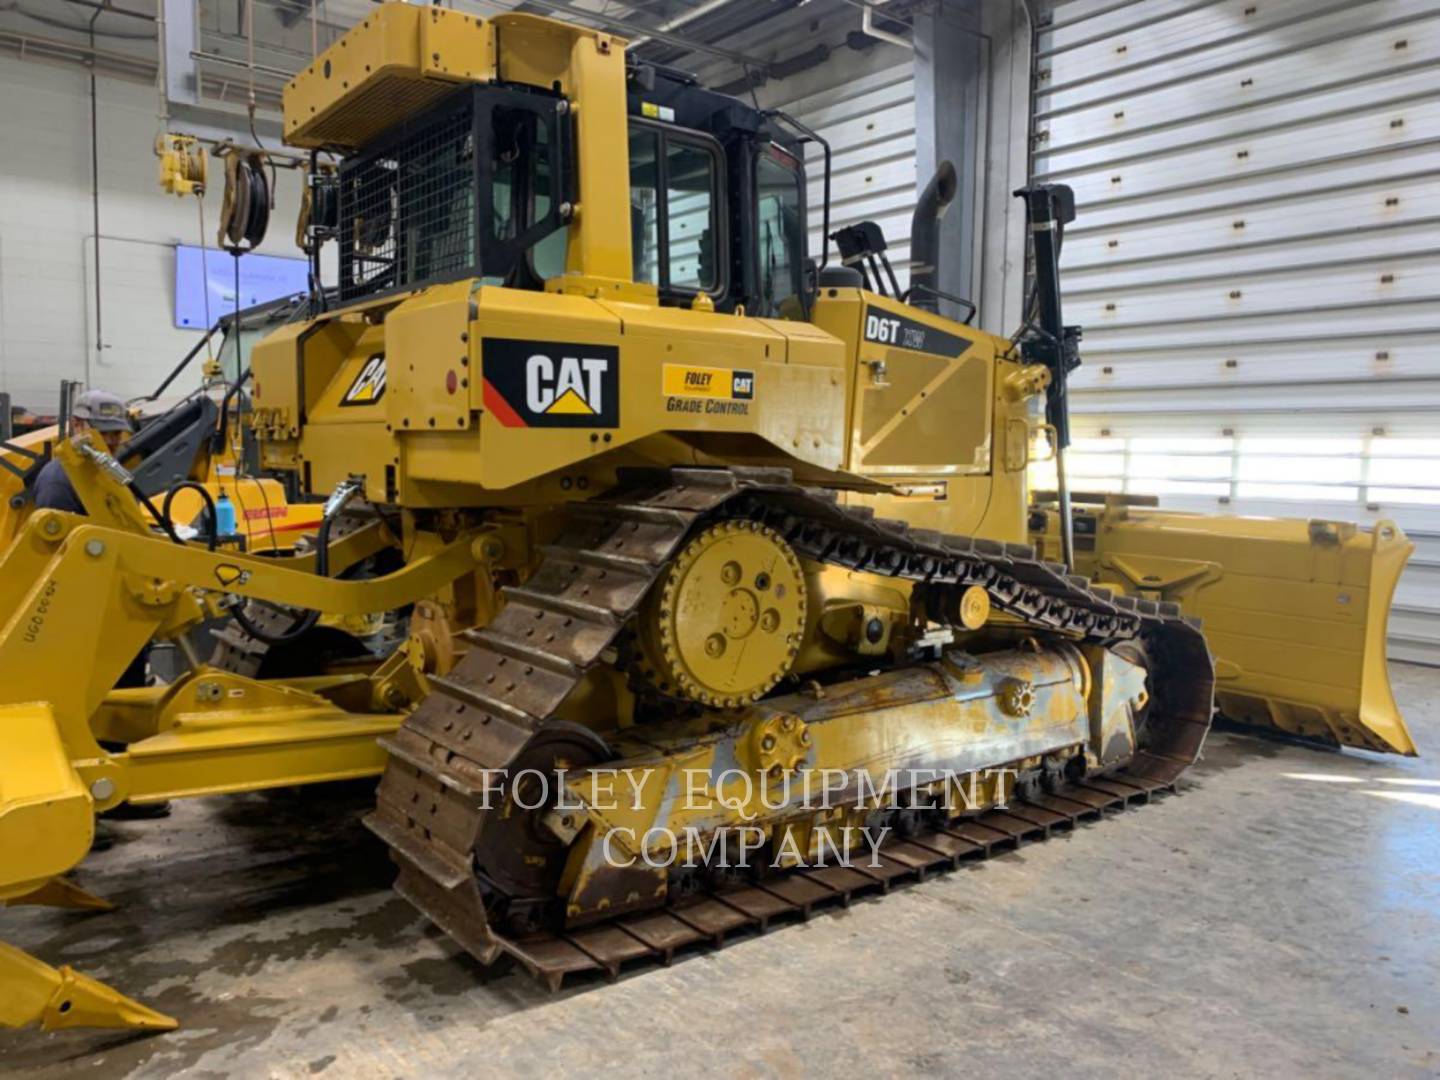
[336,84,573,304]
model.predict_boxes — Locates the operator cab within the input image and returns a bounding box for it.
[317,56,814,319]
[625,61,810,319]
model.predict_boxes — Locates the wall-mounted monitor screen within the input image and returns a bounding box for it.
[174,245,309,330]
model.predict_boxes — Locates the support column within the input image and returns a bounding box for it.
[912,0,1033,330]
[912,0,985,322]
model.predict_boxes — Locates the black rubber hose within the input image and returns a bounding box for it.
[230,510,332,645]
[241,157,270,249]
[148,477,328,646]
[131,484,185,546]
[159,481,218,552]
[139,477,326,646]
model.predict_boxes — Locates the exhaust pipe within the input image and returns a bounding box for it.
[908,161,957,312]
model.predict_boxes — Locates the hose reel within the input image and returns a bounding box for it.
[216,147,271,253]
[155,133,208,197]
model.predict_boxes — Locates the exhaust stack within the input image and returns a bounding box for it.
[908,161,957,312]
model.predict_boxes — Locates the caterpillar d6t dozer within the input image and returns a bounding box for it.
[0,0,1404,1032]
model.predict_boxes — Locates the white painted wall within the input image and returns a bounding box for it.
[760,48,918,291]
[0,53,309,413]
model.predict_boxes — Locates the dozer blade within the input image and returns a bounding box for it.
[1044,506,1416,756]
[6,877,114,912]
[0,704,178,1031]
[0,941,178,1032]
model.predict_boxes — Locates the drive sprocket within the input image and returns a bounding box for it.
[638,519,807,709]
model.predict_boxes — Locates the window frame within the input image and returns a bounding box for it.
[474,88,575,285]
[628,117,729,301]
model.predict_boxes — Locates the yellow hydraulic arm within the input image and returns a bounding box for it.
[0,438,488,1032]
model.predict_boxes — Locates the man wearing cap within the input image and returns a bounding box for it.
[33,389,170,818]
[32,388,132,513]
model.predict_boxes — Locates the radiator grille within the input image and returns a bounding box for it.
[289,74,463,152]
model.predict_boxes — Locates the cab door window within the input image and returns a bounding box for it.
[629,127,662,285]
[755,145,806,316]
[490,104,568,284]
[628,120,725,297]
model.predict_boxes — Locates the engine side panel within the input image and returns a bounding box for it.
[252,281,854,504]
[811,287,1037,543]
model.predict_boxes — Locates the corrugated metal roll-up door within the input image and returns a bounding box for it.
[1030,0,1440,664]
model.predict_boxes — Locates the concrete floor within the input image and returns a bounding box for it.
[5,664,1439,1078]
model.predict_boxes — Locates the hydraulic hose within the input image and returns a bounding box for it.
[72,439,188,546]
[230,509,332,645]
[158,480,218,551]
[149,475,325,646]
[80,439,329,646]
[128,453,346,645]
[131,484,185,545]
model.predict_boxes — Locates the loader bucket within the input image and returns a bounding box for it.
[1036,506,1417,756]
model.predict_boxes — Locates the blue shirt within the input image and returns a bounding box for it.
[32,458,85,514]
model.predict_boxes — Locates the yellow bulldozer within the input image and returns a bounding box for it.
[0,2,1413,1033]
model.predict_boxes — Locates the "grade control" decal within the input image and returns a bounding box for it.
[663,364,754,400]
[663,363,754,416]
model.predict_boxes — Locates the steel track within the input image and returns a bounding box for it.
[364,467,1214,989]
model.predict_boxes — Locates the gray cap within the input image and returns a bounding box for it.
[72,388,131,433]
